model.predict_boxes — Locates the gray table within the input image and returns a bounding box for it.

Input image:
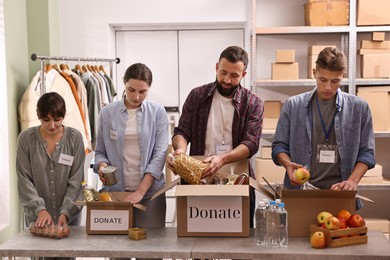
[0,227,389,259]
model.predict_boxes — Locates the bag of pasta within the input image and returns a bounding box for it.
[172,153,209,184]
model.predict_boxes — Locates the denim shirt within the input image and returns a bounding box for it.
[272,88,375,190]
[94,98,169,199]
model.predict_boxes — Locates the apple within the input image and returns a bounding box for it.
[347,214,365,227]
[337,217,348,229]
[320,223,326,229]
[310,231,327,248]
[337,209,352,223]
[294,167,310,184]
[325,216,340,230]
[317,211,333,224]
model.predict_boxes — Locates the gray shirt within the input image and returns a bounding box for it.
[16,126,85,225]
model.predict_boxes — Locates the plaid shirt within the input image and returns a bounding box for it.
[174,81,264,178]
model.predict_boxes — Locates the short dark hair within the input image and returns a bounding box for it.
[219,46,248,70]
[123,63,153,86]
[37,92,66,119]
[316,47,347,72]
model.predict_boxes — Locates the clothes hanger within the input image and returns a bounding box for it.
[52,63,61,72]
[44,63,53,73]
[99,65,107,75]
[60,64,70,70]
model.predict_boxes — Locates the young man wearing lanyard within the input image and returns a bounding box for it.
[168,46,264,227]
[272,47,375,209]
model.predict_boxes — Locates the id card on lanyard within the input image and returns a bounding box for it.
[315,94,338,164]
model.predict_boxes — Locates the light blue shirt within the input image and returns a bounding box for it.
[272,88,375,191]
[94,98,169,199]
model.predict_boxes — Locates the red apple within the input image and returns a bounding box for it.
[325,216,340,230]
[317,211,333,224]
[311,231,327,248]
[347,214,365,227]
[294,167,310,184]
[337,209,352,223]
[320,223,326,229]
[337,217,348,229]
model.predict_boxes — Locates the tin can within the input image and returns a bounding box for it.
[102,165,118,186]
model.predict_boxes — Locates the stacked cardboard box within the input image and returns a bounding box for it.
[263,100,281,130]
[359,32,390,78]
[307,45,336,78]
[360,164,384,184]
[304,0,349,26]
[357,0,390,26]
[357,86,390,131]
[271,50,299,80]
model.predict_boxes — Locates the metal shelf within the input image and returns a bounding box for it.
[261,130,390,139]
[254,79,349,88]
[255,26,350,35]
[357,26,390,32]
[356,78,390,86]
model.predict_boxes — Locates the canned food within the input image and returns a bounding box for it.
[102,165,118,186]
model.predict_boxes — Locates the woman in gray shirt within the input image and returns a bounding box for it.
[16,92,85,228]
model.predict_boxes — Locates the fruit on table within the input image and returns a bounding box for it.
[317,211,333,224]
[311,231,327,248]
[336,209,352,223]
[325,216,340,230]
[347,214,365,227]
[294,167,310,184]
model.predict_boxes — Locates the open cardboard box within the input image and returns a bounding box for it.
[77,192,146,235]
[152,157,273,237]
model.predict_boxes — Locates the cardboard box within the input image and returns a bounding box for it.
[359,176,384,184]
[361,40,390,50]
[85,192,134,235]
[308,54,317,79]
[264,100,282,118]
[357,0,390,26]
[271,62,299,80]
[263,117,279,130]
[261,146,272,159]
[276,49,295,63]
[364,164,383,177]
[365,218,390,233]
[255,158,285,183]
[372,32,386,42]
[357,91,390,131]
[304,0,349,26]
[282,190,356,236]
[359,49,390,55]
[152,158,273,237]
[308,45,337,55]
[360,54,390,78]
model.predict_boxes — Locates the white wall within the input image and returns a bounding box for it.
[58,0,250,60]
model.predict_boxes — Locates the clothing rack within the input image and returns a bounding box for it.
[31,53,120,95]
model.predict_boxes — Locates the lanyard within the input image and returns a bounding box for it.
[217,93,233,145]
[316,94,337,144]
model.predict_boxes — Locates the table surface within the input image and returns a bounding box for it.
[0,227,389,259]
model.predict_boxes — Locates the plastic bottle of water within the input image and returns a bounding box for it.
[266,200,278,246]
[277,202,288,247]
[255,201,267,246]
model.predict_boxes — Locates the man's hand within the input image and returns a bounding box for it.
[98,162,109,184]
[36,210,53,227]
[166,148,185,174]
[285,161,304,185]
[331,180,357,191]
[202,155,224,178]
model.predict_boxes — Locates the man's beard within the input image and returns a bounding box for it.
[216,81,239,97]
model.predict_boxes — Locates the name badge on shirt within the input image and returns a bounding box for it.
[316,144,338,164]
[110,130,118,140]
[216,144,232,155]
[59,153,74,166]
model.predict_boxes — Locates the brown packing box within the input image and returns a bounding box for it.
[271,62,299,80]
[360,54,390,78]
[357,91,390,131]
[365,218,390,233]
[359,49,390,55]
[263,117,279,130]
[255,158,285,183]
[304,0,349,26]
[308,45,337,55]
[282,190,356,237]
[151,158,273,237]
[85,192,135,235]
[276,49,295,63]
[357,0,390,26]
[308,54,317,79]
[372,32,386,42]
[364,164,383,177]
[261,146,272,159]
[264,100,282,118]
[361,40,390,50]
